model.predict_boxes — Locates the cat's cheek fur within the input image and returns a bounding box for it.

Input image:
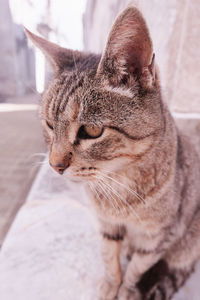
[78,135,154,167]
[42,128,53,148]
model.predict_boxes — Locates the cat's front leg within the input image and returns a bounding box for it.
[118,252,161,300]
[98,224,125,300]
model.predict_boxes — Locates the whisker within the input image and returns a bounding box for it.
[96,170,146,205]
[88,181,105,212]
[97,176,126,217]
[100,167,134,183]
[96,173,151,237]
[32,160,49,167]
[97,177,122,216]
[104,170,145,205]
[96,180,119,213]
[30,152,47,158]
[96,175,142,223]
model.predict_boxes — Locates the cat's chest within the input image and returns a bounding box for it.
[125,222,162,252]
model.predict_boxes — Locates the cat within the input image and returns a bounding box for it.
[25,6,200,300]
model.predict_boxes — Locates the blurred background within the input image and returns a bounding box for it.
[0,0,200,248]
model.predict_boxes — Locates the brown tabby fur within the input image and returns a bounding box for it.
[26,6,200,300]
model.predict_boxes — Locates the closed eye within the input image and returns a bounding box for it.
[46,120,54,130]
[77,125,103,140]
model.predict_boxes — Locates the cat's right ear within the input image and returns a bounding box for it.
[25,28,83,74]
[96,7,155,90]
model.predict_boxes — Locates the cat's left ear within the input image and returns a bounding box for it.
[96,7,156,90]
[25,28,84,74]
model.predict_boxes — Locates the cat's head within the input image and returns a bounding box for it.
[26,7,163,182]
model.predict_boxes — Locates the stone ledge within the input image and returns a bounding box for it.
[0,118,200,300]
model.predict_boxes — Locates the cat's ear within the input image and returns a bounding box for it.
[97,7,155,90]
[25,28,83,74]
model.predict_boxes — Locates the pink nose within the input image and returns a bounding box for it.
[50,162,69,174]
[49,150,72,175]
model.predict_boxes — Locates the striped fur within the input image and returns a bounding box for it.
[26,6,200,300]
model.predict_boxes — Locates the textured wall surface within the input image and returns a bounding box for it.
[0,0,18,97]
[0,0,36,98]
[83,0,200,113]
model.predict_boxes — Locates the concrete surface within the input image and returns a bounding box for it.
[0,0,18,96]
[0,156,199,300]
[0,101,46,246]
[0,163,103,300]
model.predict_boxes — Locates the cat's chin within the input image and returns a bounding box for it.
[63,172,95,183]
[67,178,83,183]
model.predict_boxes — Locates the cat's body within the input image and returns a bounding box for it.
[26,6,200,300]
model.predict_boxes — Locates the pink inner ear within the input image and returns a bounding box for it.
[98,7,153,77]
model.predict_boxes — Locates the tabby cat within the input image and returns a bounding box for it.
[26,6,200,300]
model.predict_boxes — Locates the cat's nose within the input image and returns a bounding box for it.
[50,162,69,175]
[49,151,72,175]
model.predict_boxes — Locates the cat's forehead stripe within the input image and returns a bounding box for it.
[52,73,84,117]
[59,74,83,113]
[48,95,56,120]
[55,77,71,117]
[48,76,69,120]
[65,99,80,121]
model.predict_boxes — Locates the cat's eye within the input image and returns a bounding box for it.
[46,120,54,130]
[77,125,103,140]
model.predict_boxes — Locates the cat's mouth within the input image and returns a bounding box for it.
[73,172,97,180]
[63,167,98,181]
[73,167,98,180]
